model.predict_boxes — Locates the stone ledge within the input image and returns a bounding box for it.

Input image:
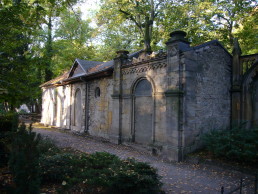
[165,90,184,97]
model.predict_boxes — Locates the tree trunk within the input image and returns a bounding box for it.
[144,16,152,53]
[45,15,53,82]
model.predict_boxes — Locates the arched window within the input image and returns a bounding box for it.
[134,79,152,96]
[95,87,100,98]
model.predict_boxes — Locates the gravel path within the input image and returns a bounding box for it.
[34,127,255,194]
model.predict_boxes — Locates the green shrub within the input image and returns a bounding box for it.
[9,123,41,194]
[106,159,163,194]
[202,127,258,164]
[39,153,88,183]
[37,137,61,156]
[39,152,163,193]
[0,113,18,167]
[0,112,18,132]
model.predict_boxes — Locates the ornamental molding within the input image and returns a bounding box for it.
[122,61,167,75]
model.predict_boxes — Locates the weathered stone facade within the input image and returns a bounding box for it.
[40,31,257,161]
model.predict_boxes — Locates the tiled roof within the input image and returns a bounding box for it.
[40,71,69,87]
[76,59,102,72]
[87,60,114,74]
[40,59,114,87]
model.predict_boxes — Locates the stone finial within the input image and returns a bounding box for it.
[232,38,242,56]
[116,50,129,59]
[166,30,190,44]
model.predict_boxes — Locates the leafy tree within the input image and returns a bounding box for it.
[0,0,80,109]
[96,0,257,55]
[0,1,45,109]
[97,0,166,53]
[210,0,257,51]
[52,9,97,75]
[234,5,258,55]
[40,0,78,81]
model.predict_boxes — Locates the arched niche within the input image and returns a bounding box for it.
[133,78,153,144]
[74,88,82,127]
[242,62,258,127]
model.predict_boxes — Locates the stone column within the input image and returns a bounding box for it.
[110,50,129,144]
[231,38,242,126]
[165,31,190,161]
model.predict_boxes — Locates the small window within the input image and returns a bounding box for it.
[95,87,100,98]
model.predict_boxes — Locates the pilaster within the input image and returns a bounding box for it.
[231,38,242,126]
[165,31,189,161]
[110,50,129,144]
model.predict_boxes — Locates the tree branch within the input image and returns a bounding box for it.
[119,9,143,34]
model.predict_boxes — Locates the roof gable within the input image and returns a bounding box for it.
[68,60,86,78]
[68,59,103,78]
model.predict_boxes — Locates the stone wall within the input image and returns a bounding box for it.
[119,56,168,146]
[70,82,86,133]
[40,32,235,162]
[87,77,113,138]
[183,43,232,154]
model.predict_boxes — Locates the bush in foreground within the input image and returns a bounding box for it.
[39,151,163,194]
[0,112,18,167]
[9,123,41,194]
[202,126,258,164]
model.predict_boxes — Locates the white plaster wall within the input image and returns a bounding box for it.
[41,87,56,126]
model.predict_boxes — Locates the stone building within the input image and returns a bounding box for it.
[40,31,258,161]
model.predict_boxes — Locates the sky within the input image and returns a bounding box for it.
[74,0,100,21]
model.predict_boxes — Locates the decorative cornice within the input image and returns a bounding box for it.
[122,61,167,75]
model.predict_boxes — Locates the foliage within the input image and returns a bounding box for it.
[0,112,18,132]
[0,0,79,110]
[0,2,44,109]
[9,123,41,194]
[97,0,166,53]
[0,112,18,167]
[39,151,163,193]
[51,9,97,75]
[37,137,61,156]
[202,126,258,164]
[96,0,257,55]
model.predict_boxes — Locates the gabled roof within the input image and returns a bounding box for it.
[76,59,103,72]
[40,59,114,87]
[87,60,114,74]
[68,59,103,78]
[40,71,69,87]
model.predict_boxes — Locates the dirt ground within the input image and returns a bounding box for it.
[33,125,256,194]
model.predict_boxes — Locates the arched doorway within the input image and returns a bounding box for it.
[133,78,153,144]
[74,89,82,127]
